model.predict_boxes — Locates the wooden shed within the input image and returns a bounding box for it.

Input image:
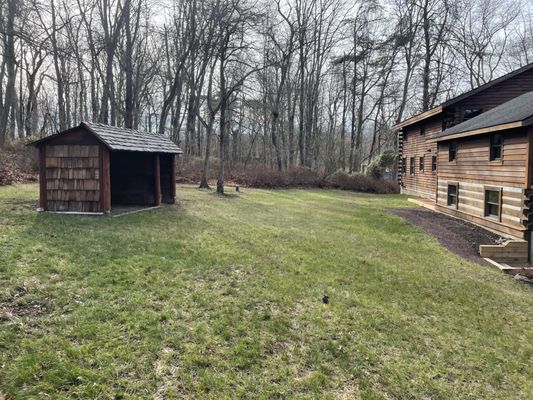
[30,122,182,214]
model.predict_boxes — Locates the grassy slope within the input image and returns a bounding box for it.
[0,184,532,399]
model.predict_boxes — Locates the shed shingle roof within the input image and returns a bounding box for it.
[437,91,533,139]
[29,122,182,154]
[83,122,182,153]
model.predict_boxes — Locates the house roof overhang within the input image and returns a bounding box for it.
[429,121,529,143]
[393,61,533,131]
[392,106,442,130]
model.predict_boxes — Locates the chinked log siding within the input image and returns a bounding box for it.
[400,117,441,199]
[435,129,532,238]
[399,65,533,202]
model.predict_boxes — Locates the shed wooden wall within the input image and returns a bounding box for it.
[38,127,104,213]
[44,144,101,212]
[400,117,440,199]
[435,128,531,238]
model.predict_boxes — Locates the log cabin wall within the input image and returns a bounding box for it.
[399,66,533,200]
[435,128,530,238]
[400,117,441,199]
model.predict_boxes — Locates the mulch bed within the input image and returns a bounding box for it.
[390,207,505,266]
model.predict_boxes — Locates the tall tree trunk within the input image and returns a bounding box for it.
[124,4,134,128]
[200,117,214,189]
[340,60,347,171]
[217,55,227,194]
[0,0,17,144]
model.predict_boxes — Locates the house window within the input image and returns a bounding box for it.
[431,155,437,172]
[442,108,455,130]
[449,142,457,162]
[463,108,482,121]
[447,184,458,207]
[410,157,415,175]
[420,125,426,135]
[485,189,501,219]
[419,156,424,172]
[490,133,503,161]
[401,158,406,175]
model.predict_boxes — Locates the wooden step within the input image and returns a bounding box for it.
[479,240,528,263]
[483,258,533,275]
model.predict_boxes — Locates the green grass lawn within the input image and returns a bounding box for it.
[1,184,532,399]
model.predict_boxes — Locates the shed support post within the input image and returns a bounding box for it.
[171,154,176,203]
[155,154,161,206]
[38,145,47,211]
[101,145,111,213]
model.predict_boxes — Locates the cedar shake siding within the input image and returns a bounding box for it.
[45,144,102,212]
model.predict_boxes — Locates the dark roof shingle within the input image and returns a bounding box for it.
[83,122,182,153]
[438,91,533,138]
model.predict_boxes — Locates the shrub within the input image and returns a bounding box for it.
[327,170,398,194]
[366,150,397,180]
[176,158,399,194]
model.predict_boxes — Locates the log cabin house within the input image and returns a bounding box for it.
[30,122,182,214]
[395,62,533,259]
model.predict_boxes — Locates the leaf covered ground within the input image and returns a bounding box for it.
[0,184,532,399]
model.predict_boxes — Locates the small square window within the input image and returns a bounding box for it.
[485,189,500,218]
[431,155,437,172]
[419,156,424,172]
[447,184,458,207]
[449,142,457,162]
[410,157,415,175]
[490,134,502,161]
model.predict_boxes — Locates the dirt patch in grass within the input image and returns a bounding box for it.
[390,207,504,266]
[0,287,49,321]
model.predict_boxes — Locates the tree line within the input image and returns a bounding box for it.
[0,0,531,192]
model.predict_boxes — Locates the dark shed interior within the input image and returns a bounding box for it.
[160,154,176,204]
[110,152,156,206]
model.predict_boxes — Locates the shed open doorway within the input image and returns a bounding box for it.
[109,151,177,210]
[110,151,156,206]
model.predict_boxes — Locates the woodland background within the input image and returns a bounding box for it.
[0,0,532,190]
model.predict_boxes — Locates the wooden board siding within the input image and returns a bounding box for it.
[450,68,533,126]
[435,129,529,238]
[44,144,101,212]
[400,117,441,199]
